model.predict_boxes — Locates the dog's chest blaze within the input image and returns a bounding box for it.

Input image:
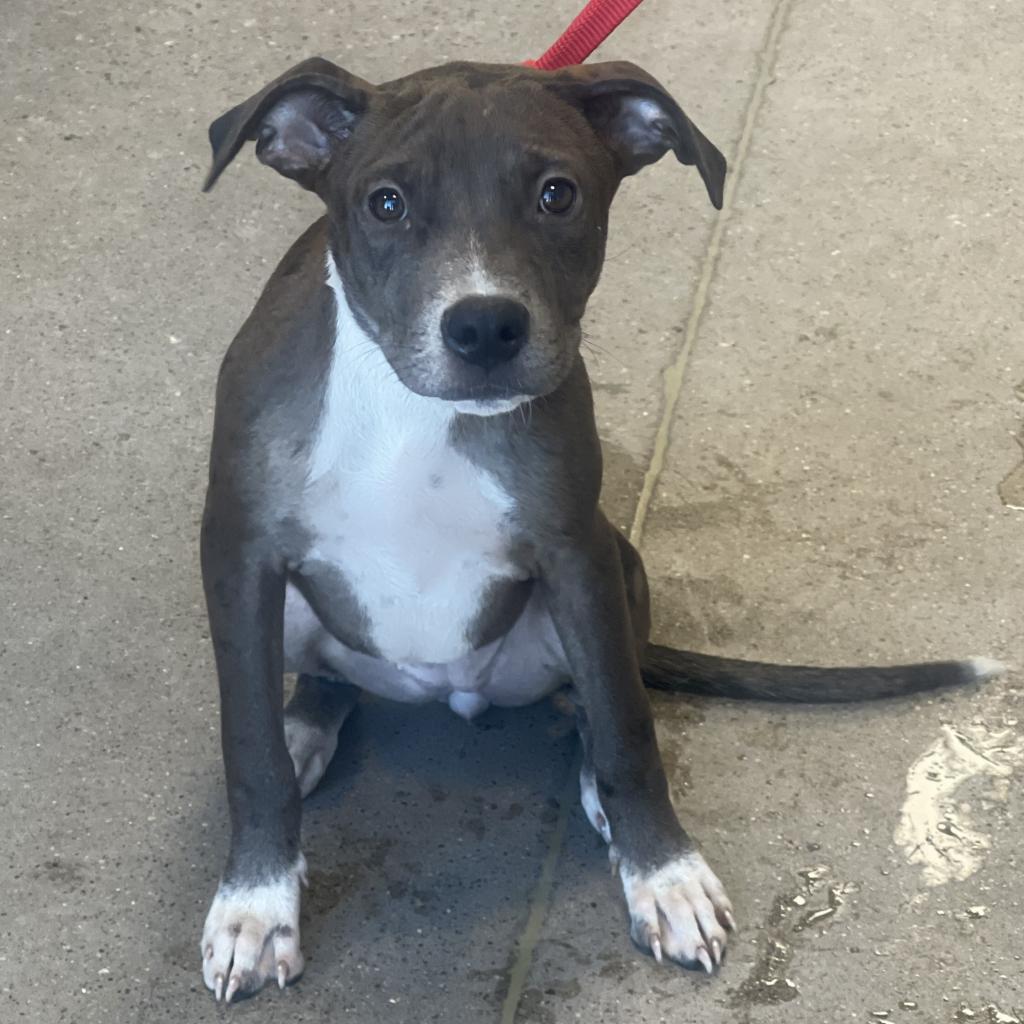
[303,431,519,664]
[298,259,521,666]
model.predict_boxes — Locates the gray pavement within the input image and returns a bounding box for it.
[2,0,1022,1021]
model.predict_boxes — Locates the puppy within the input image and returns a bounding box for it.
[197,57,999,1002]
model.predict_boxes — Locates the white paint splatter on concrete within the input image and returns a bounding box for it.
[895,723,1024,886]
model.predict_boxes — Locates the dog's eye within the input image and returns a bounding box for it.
[369,188,406,222]
[539,178,576,215]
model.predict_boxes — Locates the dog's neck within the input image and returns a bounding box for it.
[306,252,455,484]
[310,251,529,483]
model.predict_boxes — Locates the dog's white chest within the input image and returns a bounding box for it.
[300,259,519,665]
[305,428,516,663]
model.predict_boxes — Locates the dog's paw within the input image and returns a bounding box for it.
[617,850,735,972]
[200,856,306,1002]
[284,716,339,797]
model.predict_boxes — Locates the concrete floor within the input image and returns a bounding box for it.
[2,0,1022,1021]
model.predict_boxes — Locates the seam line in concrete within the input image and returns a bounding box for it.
[628,0,794,549]
[499,754,580,1024]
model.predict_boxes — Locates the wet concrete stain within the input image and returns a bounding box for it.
[652,449,782,540]
[797,323,842,343]
[998,379,1024,511]
[165,940,197,972]
[730,863,854,1013]
[539,797,562,825]
[34,856,87,888]
[650,569,766,651]
[985,1006,1023,1024]
[653,493,775,533]
[731,894,800,1009]
[997,462,1024,510]
[462,815,487,841]
[407,886,439,915]
[596,954,639,983]
[894,723,1024,886]
[516,979,583,1023]
[387,878,409,901]
[469,964,511,1009]
[304,865,364,918]
[954,1007,1024,1023]
[303,837,397,918]
[475,938,591,1013]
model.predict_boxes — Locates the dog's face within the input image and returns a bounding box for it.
[205,60,725,409]
[323,70,619,410]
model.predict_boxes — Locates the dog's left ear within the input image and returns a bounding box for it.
[546,61,726,209]
[202,57,374,193]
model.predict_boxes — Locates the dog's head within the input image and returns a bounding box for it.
[205,58,725,411]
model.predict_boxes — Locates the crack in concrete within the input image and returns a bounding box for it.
[499,758,579,1024]
[629,0,796,550]
[997,379,1024,512]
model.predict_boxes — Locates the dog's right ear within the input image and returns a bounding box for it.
[203,58,374,193]
[544,62,726,209]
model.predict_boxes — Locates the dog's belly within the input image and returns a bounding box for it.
[284,581,569,717]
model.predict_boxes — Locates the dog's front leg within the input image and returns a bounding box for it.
[541,516,734,972]
[199,521,304,1002]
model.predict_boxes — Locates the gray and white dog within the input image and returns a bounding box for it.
[197,57,999,1002]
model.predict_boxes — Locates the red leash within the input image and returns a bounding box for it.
[525,0,647,69]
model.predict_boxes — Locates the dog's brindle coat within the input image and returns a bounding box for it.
[198,58,998,1002]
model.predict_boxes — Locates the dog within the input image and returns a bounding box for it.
[197,57,1002,1002]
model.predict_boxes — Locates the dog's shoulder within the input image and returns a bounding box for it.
[227,217,333,370]
[206,219,334,509]
[216,218,334,403]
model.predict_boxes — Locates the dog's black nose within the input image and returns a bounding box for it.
[441,296,529,370]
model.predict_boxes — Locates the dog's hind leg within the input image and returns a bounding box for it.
[283,675,359,797]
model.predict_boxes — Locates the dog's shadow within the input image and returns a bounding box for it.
[158,695,586,1018]
[292,695,581,985]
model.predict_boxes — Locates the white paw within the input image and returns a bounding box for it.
[200,856,306,1002]
[284,716,339,797]
[618,851,735,972]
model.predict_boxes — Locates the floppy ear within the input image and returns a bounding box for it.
[203,57,374,193]
[546,61,726,209]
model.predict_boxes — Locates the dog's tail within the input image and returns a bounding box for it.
[640,645,1007,703]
